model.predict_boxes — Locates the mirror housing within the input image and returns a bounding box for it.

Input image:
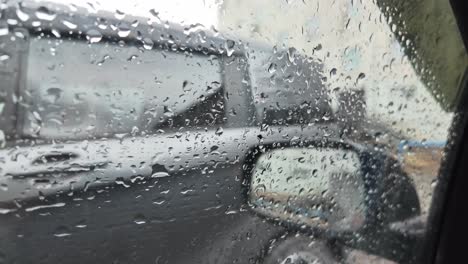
[245,139,421,237]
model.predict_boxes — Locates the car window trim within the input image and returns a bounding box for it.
[423,0,468,262]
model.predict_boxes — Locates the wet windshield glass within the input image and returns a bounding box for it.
[0,0,466,263]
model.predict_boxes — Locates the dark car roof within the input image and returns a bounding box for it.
[1,0,241,56]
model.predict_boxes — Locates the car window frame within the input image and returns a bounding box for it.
[1,2,258,143]
[422,0,468,262]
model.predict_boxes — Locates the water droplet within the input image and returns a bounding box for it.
[131,20,139,27]
[0,24,9,36]
[268,63,277,74]
[31,111,42,122]
[152,171,169,178]
[86,29,102,43]
[97,17,108,30]
[287,48,296,63]
[183,23,205,35]
[254,184,266,196]
[215,127,223,136]
[53,226,71,237]
[356,72,366,83]
[314,43,322,51]
[0,208,16,214]
[180,188,194,195]
[16,5,30,22]
[141,37,154,50]
[149,9,162,23]
[134,214,147,225]
[51,29,61,38]
[115,9,125,20]
[25,203,65,212]
[0,53,10,62]
[225,40,235,57]
[31,21,41,28]
[117,25,131,37]
[84,1,97,13]
[35,6,56,21]
[197,30,207,43]
[152,197,166,205]
[127,54,138,62]
[182,80,191,91]
[45,87,62,104]
[115,179,130,188]
[62,20,77,29]
[75,219,87,228]
[151,164,170,178]
[95,55,109,66]
[6,18,18,26]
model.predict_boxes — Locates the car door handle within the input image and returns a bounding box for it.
[10,150,108,177]
[31,151,80,165]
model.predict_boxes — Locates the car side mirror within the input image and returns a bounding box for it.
[248,143,367,233]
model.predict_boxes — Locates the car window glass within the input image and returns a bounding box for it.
[0,0,466,263]
[20,37,224,140]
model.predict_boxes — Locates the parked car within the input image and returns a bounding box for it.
[0,2,421,263]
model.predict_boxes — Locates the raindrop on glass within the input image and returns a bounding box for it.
[0,53,10,62]
[356,72,366,84]
[86,29,102,43]
[151,164,170,178]
[0,24,8,36]
[53,226,72,237]
[225,40,235,57]
[117,25,131,38]
[115,9,125,20]
[16,5,30,22]
[141,37,154,50]
[62,20,77,29]
[215,127,224,136]
[134,214,147,225]
[35,6,56,21]
[268,63,277,74]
